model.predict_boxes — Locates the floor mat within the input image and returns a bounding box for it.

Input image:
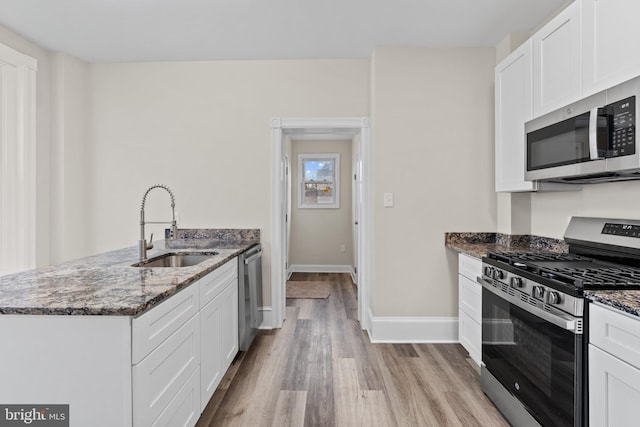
[286,281,331,299]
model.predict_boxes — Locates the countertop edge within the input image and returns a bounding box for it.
[0,237,259,317]
[585,291,640,318]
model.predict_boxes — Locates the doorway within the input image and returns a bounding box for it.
[288,139,354,278]
[270,117,371,331]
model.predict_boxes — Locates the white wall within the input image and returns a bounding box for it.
[370,47,496,318]
[50,53,90,263]
[88,59,370,305]
[531,181,640,238]
[289,139,353,267]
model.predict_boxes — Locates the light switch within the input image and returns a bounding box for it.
[383,192,394,207]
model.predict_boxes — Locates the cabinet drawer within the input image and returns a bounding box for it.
[458,253,482,282]
[459,274,482,324]
[133,313,200,427]
[151,366,200,427]
[132,284,199,364]
[200,259,237,308]
[459,309,481,366]
[590,303,640,370]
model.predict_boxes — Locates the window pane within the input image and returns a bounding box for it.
[304,160,335,182]
[304,182,335,204]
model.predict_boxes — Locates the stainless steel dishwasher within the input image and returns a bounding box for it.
[238,244,263,351]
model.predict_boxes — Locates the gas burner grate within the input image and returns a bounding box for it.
[488,252,588,264]
[545,266,640,288]
[486,251,640,290]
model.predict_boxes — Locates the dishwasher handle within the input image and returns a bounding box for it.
[244,247,263,264]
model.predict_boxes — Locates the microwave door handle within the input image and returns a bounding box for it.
[589,107,604,160]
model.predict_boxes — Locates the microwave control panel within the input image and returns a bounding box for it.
[609,96,635,157]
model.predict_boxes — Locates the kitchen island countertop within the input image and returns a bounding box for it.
[0,229,259,316]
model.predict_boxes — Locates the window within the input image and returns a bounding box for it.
[298,153,340,209]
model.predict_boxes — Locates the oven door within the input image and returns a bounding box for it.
[481,282,583,427]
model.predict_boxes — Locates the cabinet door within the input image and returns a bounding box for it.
[589,345,640,427]
[200,279,238,412]
[533,1,582,117]
[495,39,536,192]
[583,0,640,96]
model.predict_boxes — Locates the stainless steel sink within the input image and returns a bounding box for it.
[132,252,219,268]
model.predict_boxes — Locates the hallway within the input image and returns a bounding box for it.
[196,273,508,426]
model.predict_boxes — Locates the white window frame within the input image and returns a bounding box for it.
[0,43,37,276]
[297,153,340,209]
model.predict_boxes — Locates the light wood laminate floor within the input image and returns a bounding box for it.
[196,273,508,427]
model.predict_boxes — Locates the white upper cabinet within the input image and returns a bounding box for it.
[582,0,640,96]
[495,40,536,192]
[533,1,582,117]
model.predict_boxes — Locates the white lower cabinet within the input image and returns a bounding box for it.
[0,257,240,427]
[200,274,239,411]
[589,303,640,426]
[458,253,482,365]
[132,257,239,427]
[133,314,201,427]
[153,367,201,427]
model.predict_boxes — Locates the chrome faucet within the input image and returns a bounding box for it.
[139,184,178,261]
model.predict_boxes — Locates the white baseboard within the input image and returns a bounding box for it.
[367,309,459,343]
[288,264,354,274]
[258,306,273,329]
[262,305,458,344]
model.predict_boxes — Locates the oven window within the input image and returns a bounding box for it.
[482,288,581,427]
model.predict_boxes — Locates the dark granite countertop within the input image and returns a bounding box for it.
[586,290,640,319]
[446,232,640,319]
[0,229,259,316]
[445,232,568,258]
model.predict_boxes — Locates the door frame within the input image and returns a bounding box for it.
[270,117,371,331]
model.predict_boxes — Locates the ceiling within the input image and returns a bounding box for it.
[0,0,568,63]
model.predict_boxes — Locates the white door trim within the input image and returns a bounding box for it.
[270,117,371,331]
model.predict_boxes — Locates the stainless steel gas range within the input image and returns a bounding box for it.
[479,216,640,427]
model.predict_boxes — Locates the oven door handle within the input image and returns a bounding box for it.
[477,277,582,334]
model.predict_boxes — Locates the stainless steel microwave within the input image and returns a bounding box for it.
[525,76,639,184]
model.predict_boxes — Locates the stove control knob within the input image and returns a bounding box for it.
[510,277,524,288]
[484,266,494,277]
[493,269,505,280]
[532,286,545,300]
[548,291,561,305]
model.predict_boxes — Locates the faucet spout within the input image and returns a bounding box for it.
[139,184,178,261]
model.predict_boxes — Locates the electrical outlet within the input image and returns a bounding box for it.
[340,244,346,252]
